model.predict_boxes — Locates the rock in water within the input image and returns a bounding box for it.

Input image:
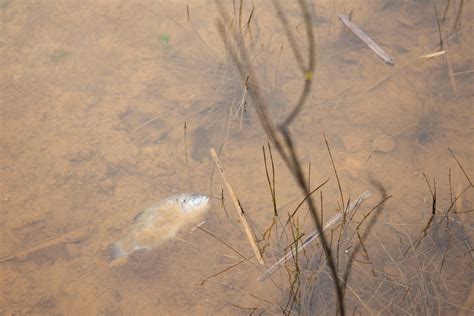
[107,193,210,266]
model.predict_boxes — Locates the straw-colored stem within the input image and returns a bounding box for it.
[210,147,265,265]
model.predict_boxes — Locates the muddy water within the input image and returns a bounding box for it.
[1,0,472,314]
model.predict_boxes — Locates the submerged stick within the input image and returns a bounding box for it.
[0,224,95,263]
[210,148,265,265]
[337,14,395,66]
[258,191,372,281]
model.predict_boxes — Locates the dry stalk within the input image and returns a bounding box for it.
[210,147,265,265]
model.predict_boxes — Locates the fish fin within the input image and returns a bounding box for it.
[109,256,128,267]
[132,210,146,224]
[107,243,128,266]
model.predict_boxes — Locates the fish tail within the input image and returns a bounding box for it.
[107,242,128,265]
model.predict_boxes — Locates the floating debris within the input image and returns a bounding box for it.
[337,14,395,66]
[107,193,210,266]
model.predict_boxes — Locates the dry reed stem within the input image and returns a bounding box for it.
[337,14,395,65]
[419,50,446,59]
[448,147,473,186]
[210,147,265,265]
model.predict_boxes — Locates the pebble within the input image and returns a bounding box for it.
[342,134,364,153]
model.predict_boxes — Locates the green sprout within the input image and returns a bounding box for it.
[160,33,170,48]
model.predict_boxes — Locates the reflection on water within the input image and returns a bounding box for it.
[1,0,472,314]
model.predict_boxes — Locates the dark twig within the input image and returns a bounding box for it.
[432,0,444,50]
[343,177,389,287]
[263,144,278,216]
[441,184,471,219]
[324,134,345,211]
[197,226,248,261]
[200,259,245,285]
[448,147,473,186]
[422,173,437,214]
[289,178,330,219]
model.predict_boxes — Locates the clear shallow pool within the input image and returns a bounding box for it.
[1,0,472,314]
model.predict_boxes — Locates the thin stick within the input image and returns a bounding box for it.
[288,177,330,219]
[432,0,444,50]
[238,76,249,132]
[197,226,248,260]
[449,168,453,204]
[419,50,446,60]
[258,191,372,281]
[210,147,265,264]
[184,122,193,191]
[324,134,345,211]
[133,116,161,132]
[337,14,395,66]
[186,4,219,61]
[200,259,245,285]
[307,161,311,189]
[263,144,277,216]
[448,147,473,186]
[441,184,471,219]
[445,48,458,95]
[423,172,436,214]
[350,195,392,241]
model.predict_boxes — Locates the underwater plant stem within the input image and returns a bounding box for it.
[210,147,265,264]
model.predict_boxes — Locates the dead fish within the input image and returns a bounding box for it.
[107,193,210,266]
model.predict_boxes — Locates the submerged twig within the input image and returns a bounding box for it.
[441,184,471,219]
[432,0,444,50]
[423,173,437,214]
[448,147,473,186]
[184,122,192,191]
[196,226,248,261]
[324,134,344,211]
[263,143,278,216]
[186,4,219,61]
[419,50,446,60]
[258,191,372,282]
[210,147,265,264]
[288,177,330,220]
[342,177,389,291]
[337,14,395,66]
[200,259,245,286]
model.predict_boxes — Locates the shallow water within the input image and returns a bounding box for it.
[1,0,473,314]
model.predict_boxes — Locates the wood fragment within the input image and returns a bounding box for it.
[337,14,395,66]
[210,147,265,265]
[419,50,446,59]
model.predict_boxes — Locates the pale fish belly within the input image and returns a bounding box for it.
[107,193,210,266]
